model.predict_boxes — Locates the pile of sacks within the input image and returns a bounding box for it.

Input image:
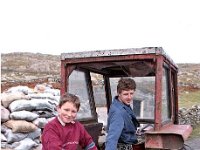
[1,84,60,150]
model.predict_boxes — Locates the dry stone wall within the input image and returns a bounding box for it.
[179,105,200,127]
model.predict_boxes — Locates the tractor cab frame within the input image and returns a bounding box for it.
[60,47,192,149]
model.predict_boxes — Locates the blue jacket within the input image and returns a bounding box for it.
[105,97,139,150]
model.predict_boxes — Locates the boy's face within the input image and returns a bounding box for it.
[57,102,78,123]
[118,89,134,105]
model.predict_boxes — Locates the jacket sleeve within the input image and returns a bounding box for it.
[105,111,124,150]
[41,127,62,150]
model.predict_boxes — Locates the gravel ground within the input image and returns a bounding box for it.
[184,138,200,150]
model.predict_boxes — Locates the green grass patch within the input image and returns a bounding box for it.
[179,90,200,108]
[179,89,200,138]
[189,125,200,139]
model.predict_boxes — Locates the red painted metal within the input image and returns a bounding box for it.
[174,71,179,124]
[154,56,163,131]
[133,142,145,150]
[61,54,156,65]
[145,124,193,149]
[60,61,66,95]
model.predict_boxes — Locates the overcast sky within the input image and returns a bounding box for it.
[1,0,199,63]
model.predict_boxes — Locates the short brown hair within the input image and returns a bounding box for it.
[59,93,80,111]
[117,78,136,94]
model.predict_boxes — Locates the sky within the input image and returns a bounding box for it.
[0,0,200,63]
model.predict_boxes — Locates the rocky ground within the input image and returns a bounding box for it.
[185,138,200,150]
[2,52,200,92]
[1,52,61,92]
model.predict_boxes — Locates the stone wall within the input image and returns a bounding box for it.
[179,105,200,128]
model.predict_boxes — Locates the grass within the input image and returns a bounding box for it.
[178,90,200,108]
[178,89,200,138]
[189,125,200,139]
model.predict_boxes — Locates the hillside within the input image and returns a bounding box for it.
[178,63,200,91]
[1,52,200,92]
[1,53,60,91]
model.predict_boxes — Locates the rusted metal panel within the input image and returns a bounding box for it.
[61,47,177,68]
[61,53,156,65]
[133,142,145,150]
[60,61,66,95]
[154,56,163,131]
[145,124,192,149]
[146,134,183,149]
[60,64,76,95]
[174,70,179,124]
[61,47,161,59]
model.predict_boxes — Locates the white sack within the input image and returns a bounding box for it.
[33,118,48,128]
[10,110,39,121]
[9,99,57,112]
[1,133,7,142]
[7,86,33,94]
[1,92,31,108]
[5,128,27,143]
[14,138,38,150]
[32,110,57,118]
[4,128,41,144]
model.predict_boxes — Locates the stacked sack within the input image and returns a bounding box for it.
[1,84,60,150]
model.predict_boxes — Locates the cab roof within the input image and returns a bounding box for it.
[61,47,177,77]
[61,47,175,65]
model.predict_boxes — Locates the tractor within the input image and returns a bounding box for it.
[60,47,192,149]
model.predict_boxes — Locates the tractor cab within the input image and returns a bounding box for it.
[60,47,192,149]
